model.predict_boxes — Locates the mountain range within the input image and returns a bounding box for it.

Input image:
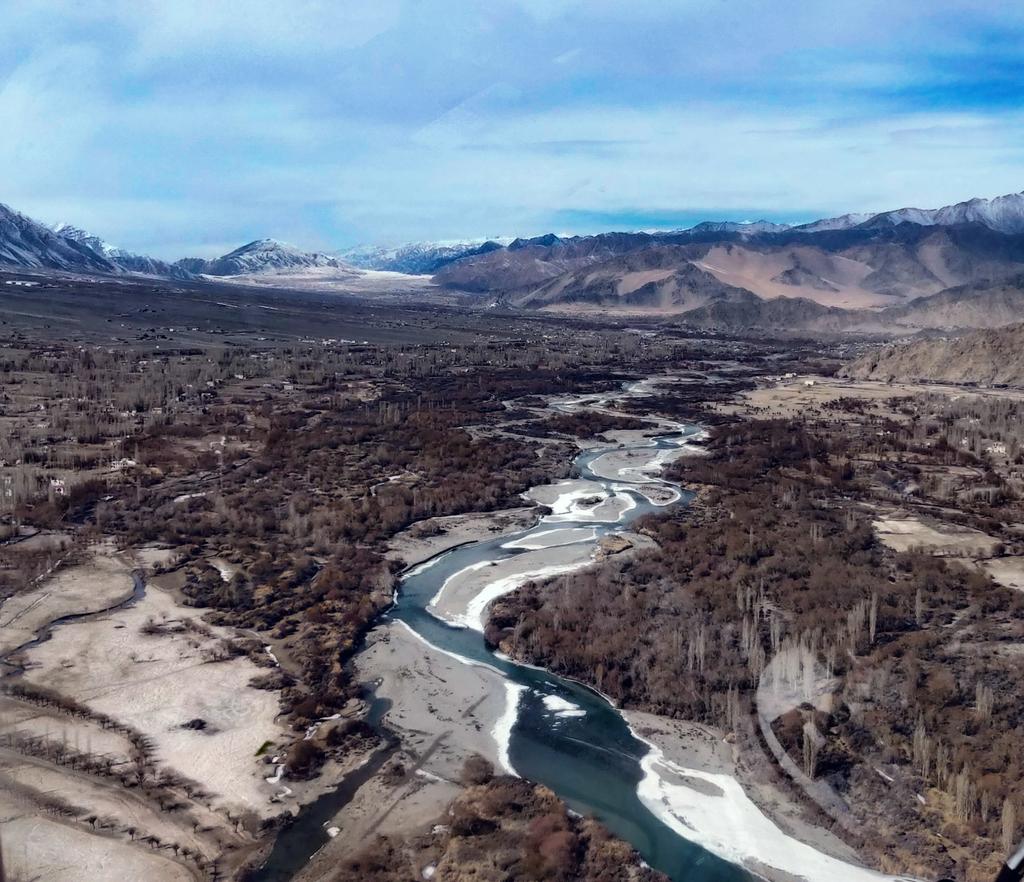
[435,219,1024,312]
[53,223,180,276]
[4,191,1024,334]
[339,239,510,275]
[186,239,351,277]
[0,203,360,281]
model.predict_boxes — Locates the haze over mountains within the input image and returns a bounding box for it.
[4,191,1024,334]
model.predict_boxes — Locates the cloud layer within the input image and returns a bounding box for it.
[2,1,1023,256]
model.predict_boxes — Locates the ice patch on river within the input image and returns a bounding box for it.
[631,726,901,882]
[542,483,609,518]
[493,682,526,775]
[611,482,681,507]
[547,489,636,524]
[542,694,586,719]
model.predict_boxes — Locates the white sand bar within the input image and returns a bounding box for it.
[356,620,510,779]
[631,725,906,882]
[528,480,634,524]
[588,446,685,483]
[429,541,596,630]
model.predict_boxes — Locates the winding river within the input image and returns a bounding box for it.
[389,381,750,882]
[254,379,754,882]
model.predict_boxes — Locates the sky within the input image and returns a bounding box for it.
[2,1,1024,258]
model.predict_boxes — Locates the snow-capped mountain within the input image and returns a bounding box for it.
[0,204,118,272]
[52,222,117,257]
[337,244,393,268]
[4,189,1024,284]
[197,239,353,276]
[862,192,1024,234]
[52,222,176,275]
[792,213,873,233]
[688,219,791,235]
[341,238,509,274]
[4,207,356,279]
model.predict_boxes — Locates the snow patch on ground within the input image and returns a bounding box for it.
[415,768,446,783]
[210,558,235,582]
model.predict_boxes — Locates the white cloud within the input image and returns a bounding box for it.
[0,46,110,188]
[1,1,1024,253]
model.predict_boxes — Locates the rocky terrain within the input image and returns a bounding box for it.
[515,246,759,312]
[6,192,1024,333]
[844,322,1024,386]
[876,276,1024,330]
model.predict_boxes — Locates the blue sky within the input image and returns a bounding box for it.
[2,1,1024,258]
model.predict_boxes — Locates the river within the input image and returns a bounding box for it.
[254,378,752,882]
[389,382,750,881]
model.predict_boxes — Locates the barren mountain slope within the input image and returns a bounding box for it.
[513,246,758,312]
[879,276,1024,331]
[691,242,886,306]
[433,233,672,293]
[844,323,1024,385]
[679,294,872,333]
